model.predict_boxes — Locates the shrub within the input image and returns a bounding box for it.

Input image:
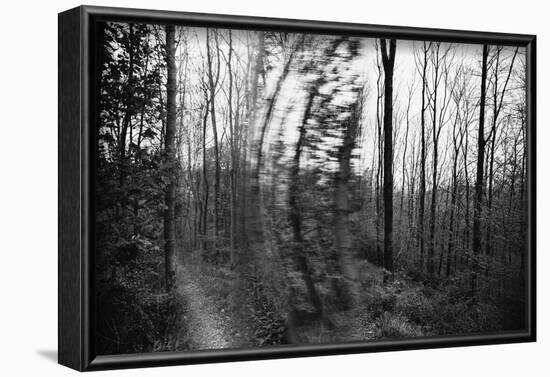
[96,281,187,354]
[249,279,286,346]
[395,288,435,325]
[364,285,396,319]
[430,299,502,334]
[375,312,423,339]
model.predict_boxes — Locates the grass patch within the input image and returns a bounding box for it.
[375,312,424,338]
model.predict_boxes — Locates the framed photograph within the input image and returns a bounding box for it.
[58,5,536,371]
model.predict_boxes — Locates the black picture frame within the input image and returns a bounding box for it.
[58,5,536,371]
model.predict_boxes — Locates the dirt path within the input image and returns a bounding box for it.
[176,265,231,350]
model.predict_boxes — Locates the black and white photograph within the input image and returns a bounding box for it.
[1,0,548,376]
[93,19,530,356]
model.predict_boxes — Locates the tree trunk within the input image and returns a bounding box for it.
[289,91,324,316]
[438,185,451,275]
[164,24,177,291]
[244,32,265,259]
[417,42,429,272]
[201,96,210,253]
[462,115,471,270]
[227,30,237,267]
[374,48,383,266]
[485,47,518,273]
[335,99,362,305]
[206,29,221,255]
[380,39,396,277]
[472,44,489,294]
[399,85,412,255]
[446,124,461,277]
[117,24,135,219]
[248,34,298,261]
[427,48,440,277]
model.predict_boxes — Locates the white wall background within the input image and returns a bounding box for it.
[0,0,546,375]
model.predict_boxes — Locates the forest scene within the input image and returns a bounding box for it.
[94,21,529,355]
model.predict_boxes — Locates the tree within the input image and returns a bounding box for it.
[92,23,530,351]
[206,29,222,253]
[289,80,324,317]
[445,66,468,277]
[163,24,177,290]
[426,43,454,276]
[415,41,430,271]
[373,42,384,265]
[485,46,519,269]
[399,80,414,259]
[380,38,396,276]
[334,93,363,304]
[287,37,349,316]
[472,44,489,294]
[243,31,265,259]
[226,30,237,266]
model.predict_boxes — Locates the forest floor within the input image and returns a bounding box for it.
[172,257,515,350]
[175,265,234,350]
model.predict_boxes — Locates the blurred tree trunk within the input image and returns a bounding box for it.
[176,32,188,260]
[255,38,300,178]
[289,91,324,316]
[335,97,362,306]
[227,30,237,267]
[248,34,299,256]
[245,33,307,343]
[246,32,266,252]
